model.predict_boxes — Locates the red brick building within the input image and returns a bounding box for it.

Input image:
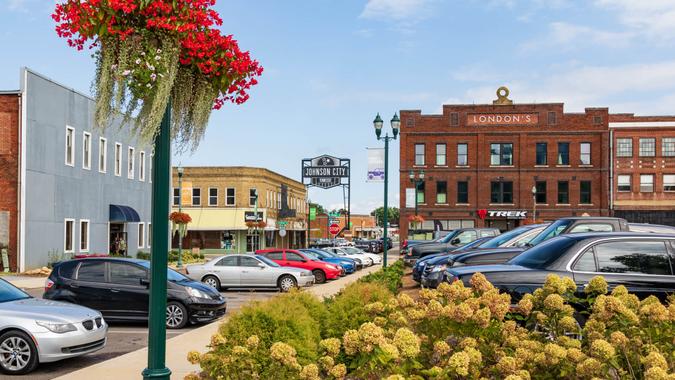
[309,214,377,240]
[399,88,612,237]
[0,92,20,271]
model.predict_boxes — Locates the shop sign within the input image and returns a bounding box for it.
[467,113,538,126]
[244,211,264,221]
[478,209,528,220]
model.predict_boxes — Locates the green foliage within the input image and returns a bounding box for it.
[134,250,204,263]
[370,206,400,227]
[47,249,72,268]
[136,251,150,260]
[322,282,394,339]
[358,260,404,293]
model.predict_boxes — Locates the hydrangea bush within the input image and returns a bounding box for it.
[187,271,675,380]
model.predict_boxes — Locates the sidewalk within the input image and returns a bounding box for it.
[56,256,398,380]
[3,274,47,289]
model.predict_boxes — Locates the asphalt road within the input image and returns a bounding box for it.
[1,288,279,380]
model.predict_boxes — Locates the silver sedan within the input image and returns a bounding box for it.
[185,254,315,292]
[0,278,107,375]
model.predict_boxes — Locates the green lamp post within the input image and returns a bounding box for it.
[409,169,425,235]
[373,112,399,267]
[176,166,184,269]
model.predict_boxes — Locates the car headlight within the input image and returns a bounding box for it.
[431,264,447,272]
[36,321,77,334]
[186,287,211,299]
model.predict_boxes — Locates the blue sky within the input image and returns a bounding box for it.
[2,0,675,213]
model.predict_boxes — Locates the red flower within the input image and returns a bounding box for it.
[169,211,192,224]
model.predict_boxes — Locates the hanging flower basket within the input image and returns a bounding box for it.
[407,215,425,223]
[170,211,192,238]
[245,221,267,229]
[52,0,263,149]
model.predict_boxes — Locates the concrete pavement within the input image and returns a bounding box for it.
[2,274,48,289]
[55,255,398,380]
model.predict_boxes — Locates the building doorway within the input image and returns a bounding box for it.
[246,234,260,252]
[109,223,128,256]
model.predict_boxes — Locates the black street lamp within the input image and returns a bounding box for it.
[409,169,425,233]
[373,112,399,268]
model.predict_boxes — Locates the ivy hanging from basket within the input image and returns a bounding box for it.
[52,0,263,150]
[170,211,192,238]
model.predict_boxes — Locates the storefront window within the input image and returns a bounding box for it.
[246,234,260,252]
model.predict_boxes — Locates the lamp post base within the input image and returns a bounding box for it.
[142,367,172,380]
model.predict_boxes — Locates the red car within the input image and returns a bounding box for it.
[255,249,342,284]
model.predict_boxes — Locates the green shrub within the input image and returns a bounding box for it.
[322,281,394,339]
[358,260,404,293]
[136,251,150,260]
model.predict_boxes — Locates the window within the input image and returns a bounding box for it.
[416,182,425,204]
[573,250,597,272]
[80,220,89,252]
[241,256,261,267]
[664,175,675,191]
[98,137,107,173]
[208,188,218,206]
[266,251,284,261]
[435,144,446,166]
[580,181,592,204]
[569,224,614,233]
[557,181,569,204]
[147,223,151,248]
[192,188,201,205]
[138,222,145,248]
[557,142,569,165]
[457,181,468,204]
[663,138,675,157]
[616,138,632,157]
[82,132,91,170]
[77,261,105,282]
[110,263,147,286]
[127,147,135,179]
[64,219,74,253]
[548,111,556,125]
[455,230,477,245]
[490,181,513,203]
[173,188,180,206]
[114,143,122,176]
[580,142,591,165]
[595,241,671,275]
[490,143,513,166]
[535,143,547,165]
[286,252,305,262]
[65,126,75,166]
[414,144,425,165]
[139,151,146,181]
[618,175,631,192]
[226,188,235,206]
[216,256,238,266]
[457,143,468,166]
[249,189,258,207]
[436,181,447,204]
[450,112,459,126]
[639,138,655,157]
[593,115,603,125]
[640,174,654,192]
[535,181,547,204]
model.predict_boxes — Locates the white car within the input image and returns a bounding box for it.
[0,278,107,375]
[340,247,382,265]
[322,247,373,266]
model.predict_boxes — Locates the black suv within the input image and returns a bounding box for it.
[405,228,500,265]
[44,258,226,329]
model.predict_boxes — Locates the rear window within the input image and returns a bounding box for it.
[569,223,614,233]
[77,261,106,282]
[509,236,578,269]
[528,219,573,246]
[58,261,79,279]
[594,241,672,275]
[479,228,529,249]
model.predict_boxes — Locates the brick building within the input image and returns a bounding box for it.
[399,87,612,238]
[309,213,377,240]
[0,92,20,271]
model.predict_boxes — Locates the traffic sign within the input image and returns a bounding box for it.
[329,223,340,235]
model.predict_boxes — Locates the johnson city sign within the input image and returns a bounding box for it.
[301,155,350,189]
[478,209,528,220]
[467,113,538,126]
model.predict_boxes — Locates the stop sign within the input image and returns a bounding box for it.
[329,223,340,235]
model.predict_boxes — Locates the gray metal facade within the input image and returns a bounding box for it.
[21,69,152,270]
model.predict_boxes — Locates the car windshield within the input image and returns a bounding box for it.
[0,279,30,303]
[439,230,460,243]
[508,236,578,269]
[137,262,191,282]
[319,250,338,258]
[301,251,321,261]
[478,227,530,248]
[342,247,363,255]
[526,220,573,247]
[256,255,281,267]
[309,250,329,259]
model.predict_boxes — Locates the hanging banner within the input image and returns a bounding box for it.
[366,148,385,182]
[309,206,317,221]
[405,188,416,208]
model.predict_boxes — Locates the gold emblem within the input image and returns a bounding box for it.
[493,86,513,105]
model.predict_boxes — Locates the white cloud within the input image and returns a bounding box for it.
[360,0,433,20]
[595,0,675,41]
[6,0,26,10]
[521,21,632,51]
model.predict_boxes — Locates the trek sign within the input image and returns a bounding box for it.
[478,209,528,220]
[301,155,350,189]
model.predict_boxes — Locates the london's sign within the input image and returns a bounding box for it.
[467,113,538,126]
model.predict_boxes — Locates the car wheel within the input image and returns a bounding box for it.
[202,275,221,290]
[0,330,38,375]
[278,275,297,292]
[312,270,326,284]
[166,301,189,329]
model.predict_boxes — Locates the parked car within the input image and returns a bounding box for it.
[44,258,226,329]
[185,254,315,292]
[339,246,382,265]
[309,239,334,249]
[0,278,107,375]
[405,228,501,265]
[412,237,491,283]
[323,247,374,266]
[256,249,342,284]
[444,232,675,305]
[353,239,377,253]
[300,249,357,274]
[401,236,444,256]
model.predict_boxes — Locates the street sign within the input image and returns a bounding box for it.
[279,229,287,237]
[329,223,340,235]
[309,206,316,221]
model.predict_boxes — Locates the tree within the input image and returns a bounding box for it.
[370,207,399,227]
[311,204,327,215]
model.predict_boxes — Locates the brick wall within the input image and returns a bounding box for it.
[0,94,19,271]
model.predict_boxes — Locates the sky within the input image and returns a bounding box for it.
[2,0,675,213]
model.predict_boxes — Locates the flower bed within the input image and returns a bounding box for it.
[187,271,675,380]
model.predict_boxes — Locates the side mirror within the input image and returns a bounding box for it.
[451,238,461,245]
[140,278,150,287]
[258,263,266,269]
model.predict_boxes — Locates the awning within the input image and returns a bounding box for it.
[109,204,141,223]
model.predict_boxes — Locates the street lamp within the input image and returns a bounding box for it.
[373,112,399,268]
[531,185,537,224]
[409,169,425,234]
[176,166,184,269]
